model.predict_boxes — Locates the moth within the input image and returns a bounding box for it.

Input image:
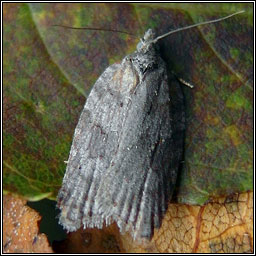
[57,11,244,240]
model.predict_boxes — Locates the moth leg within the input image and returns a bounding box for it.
[171,71,194,88]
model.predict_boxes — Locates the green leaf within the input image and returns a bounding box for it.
[3,3,253,204]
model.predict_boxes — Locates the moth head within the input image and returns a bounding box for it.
[136,29,156,53]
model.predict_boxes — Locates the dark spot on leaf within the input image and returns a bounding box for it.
[32,236,38,245]
[4,239,11,250]
[80,232,92,247]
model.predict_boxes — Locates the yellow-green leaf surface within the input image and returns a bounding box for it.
[3,3,253,204]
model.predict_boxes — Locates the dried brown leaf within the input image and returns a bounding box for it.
[54,191,253,253]
[3,194,53,253]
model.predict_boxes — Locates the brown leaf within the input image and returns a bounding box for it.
[55,191,252,253]
[3,194,53,253]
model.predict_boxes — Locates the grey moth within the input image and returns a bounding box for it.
[57,11,244,240]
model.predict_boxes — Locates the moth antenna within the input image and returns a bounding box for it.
[52,25,138,38]
[152,10,245,43]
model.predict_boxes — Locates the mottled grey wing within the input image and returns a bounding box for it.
[57,54,184,240]
[57,62,128,230]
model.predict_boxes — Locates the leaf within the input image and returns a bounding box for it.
[3,3,253,204]
[3,194,53,253]
[54,191,253,253]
